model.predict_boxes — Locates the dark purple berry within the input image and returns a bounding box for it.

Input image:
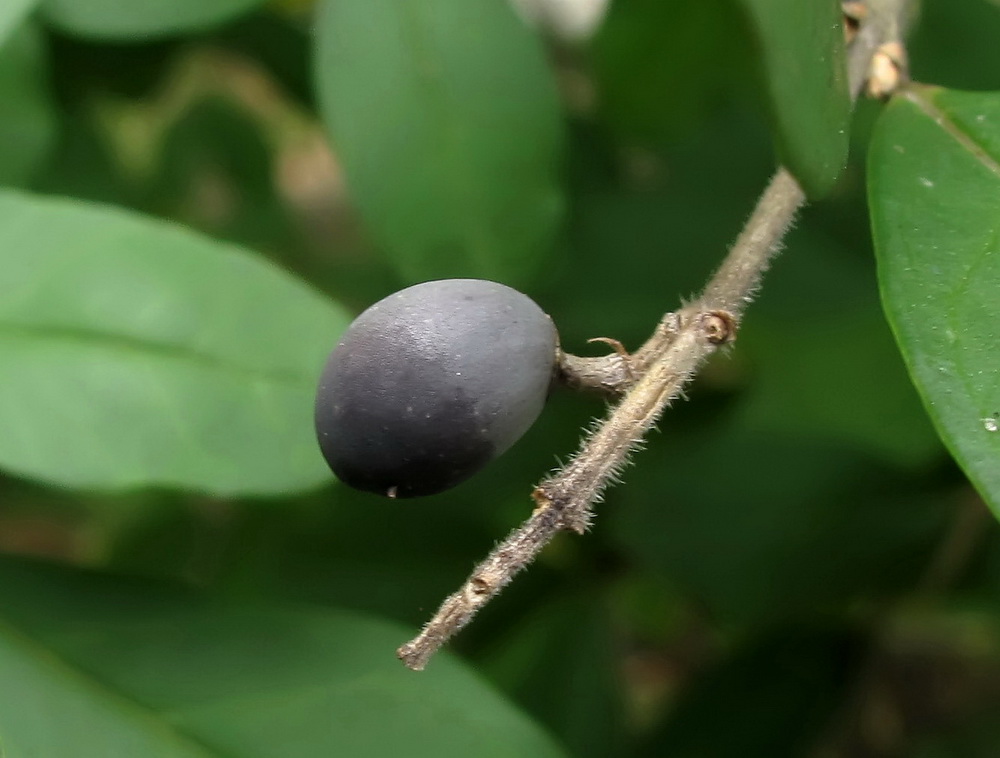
[315,279,558,497]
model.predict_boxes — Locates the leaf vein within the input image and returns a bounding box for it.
[0,617,239,758]
[0,323,311,388]
[904,87,1000,180]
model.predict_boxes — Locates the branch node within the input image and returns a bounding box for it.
[469,576,491,596]
[659,311,682,336]
[530,486,551,512]
[703,310,738,345]
[533,482,587,532]
[555,349,632,395]
[842,1,867,44]
[586,336,635,380]
[867,40,909,99]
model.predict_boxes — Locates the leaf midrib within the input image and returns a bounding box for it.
[0,322,312,388]
[904,86,1000,180]
[0,615,235,758]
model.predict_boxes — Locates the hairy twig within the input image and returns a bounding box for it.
[398,0,912,671]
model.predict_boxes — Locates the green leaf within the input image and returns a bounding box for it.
[41,0,267,39]
[481,593,627,758]
[0,556,567,758]
[590,0,754,143]
[149,97,296,252]
[739,309,942,467]
[638,627,862,758]
[739,224,942,468]
[612,430,949,627]
[0,22,56,187]
[868,86,1000,515]
[916,720,1000,758]
[736,0,850,197]
[314,0,564,285]
[909,0,1000,93]
[0,190,349,495]
[0,0,37,46]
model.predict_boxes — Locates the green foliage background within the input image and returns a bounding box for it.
[0,0,999,756]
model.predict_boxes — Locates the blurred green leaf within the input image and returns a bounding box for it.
[736,0,850,197]
[481,593,628,758]
[46,30,179,100]
[639,627,862,758]
[739,310,942,468]
[739,224,942,468]
[0,190,348,495]
[41,0,267,39]
[105,487,504,625]
[0,556,568,758]
[917,722,1000,758]
[0,0,37,46]
[591,0,753,143]
[868,87,1000,516]
[148,97,295,253]
[0,22,57,187]
[909,0,1000,92]
[546,110,774,351]
[209,11,313,106]
[314,0,563,284]
[31,110,130,205]
[612,430,949,627]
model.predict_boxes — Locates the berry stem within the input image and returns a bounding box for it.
[397,0,913,671]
